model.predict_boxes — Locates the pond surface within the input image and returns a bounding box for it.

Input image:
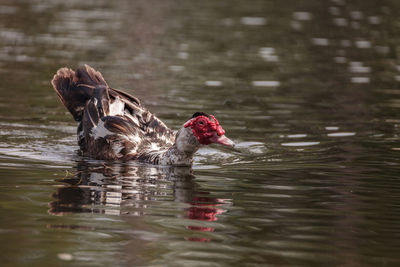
[1,0,400,266]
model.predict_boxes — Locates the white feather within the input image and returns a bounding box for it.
[78,129,84,139]
[112,142,123,156]
[124,112,140,126]
[128,134,141,143]
[150,143,160,151]
[92,120,114,139]
[109,96,125,116]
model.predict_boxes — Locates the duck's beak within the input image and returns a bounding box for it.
[210,134,235,147]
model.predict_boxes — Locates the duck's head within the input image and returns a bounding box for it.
[184,112,234,147]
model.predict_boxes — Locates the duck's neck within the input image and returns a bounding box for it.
[139,127,201,165]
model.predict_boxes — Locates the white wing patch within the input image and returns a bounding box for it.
[112,142,123,157]
[128,113,140,126]
[92,119,114,139]
[109,96,125,116]
[150,143,160,151]
[77,125,84,140]
[126,133,141,143]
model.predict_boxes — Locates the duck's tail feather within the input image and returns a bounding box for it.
[51,64,108,121]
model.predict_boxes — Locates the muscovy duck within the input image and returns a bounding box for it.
[51,65,234,165]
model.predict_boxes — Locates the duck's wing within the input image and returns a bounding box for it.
[81,86,175,160]
[108,87,175,146]
[52,65,175,160]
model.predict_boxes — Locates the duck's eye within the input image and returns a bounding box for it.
[198,120,205,126]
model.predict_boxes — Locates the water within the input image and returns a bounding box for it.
[1,0,400,266]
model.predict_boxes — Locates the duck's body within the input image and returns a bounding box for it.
[51,65,233,165]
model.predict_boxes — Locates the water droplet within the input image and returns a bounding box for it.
[281,142,320,147]
[259,47,279,62]
[355,40,371,49]
[351,77,370,83]
[260,47,275,54]
[351,21,361,29]
[205,81,222,87]
[169,65,184,72]
[327,132,356,137]
[58,253,73,261]
[325,126,339,131]
[180,43,189,50]
[252,81,280,87]
[287,134,307,138]
[349,61,363,67]
[331,0,345,5]
[291,21,303,31]
[0,6,17,14]
[178,52,188,59]
[334,57,347,63]
[349,65,371,73]
[368,16,381,25]
[311,38,329,46]
[221,18,234,26]
[375,46,390,54]
[329,6,341,16]
[259,47,279,61]
[240,17,267,26]
[333,18,348,26]
[293,12,312,21]
[261,54,278,62]
[350,11,363,20]
[340,40,352,47]
[133,73,143,79]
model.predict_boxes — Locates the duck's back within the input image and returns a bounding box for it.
[51,65,175,160]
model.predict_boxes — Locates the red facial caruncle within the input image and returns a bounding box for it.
[184,114,234,147]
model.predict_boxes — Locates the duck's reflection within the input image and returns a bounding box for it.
[184,193,226,242]
[49,161,227,241]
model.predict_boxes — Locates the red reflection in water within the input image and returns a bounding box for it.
[185,193,228,242]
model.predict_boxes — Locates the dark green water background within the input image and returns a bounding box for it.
[1,0,400,266]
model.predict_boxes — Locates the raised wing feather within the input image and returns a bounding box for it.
[52,65,176,160]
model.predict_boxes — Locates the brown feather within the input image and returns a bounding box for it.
[51,65,107,121]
